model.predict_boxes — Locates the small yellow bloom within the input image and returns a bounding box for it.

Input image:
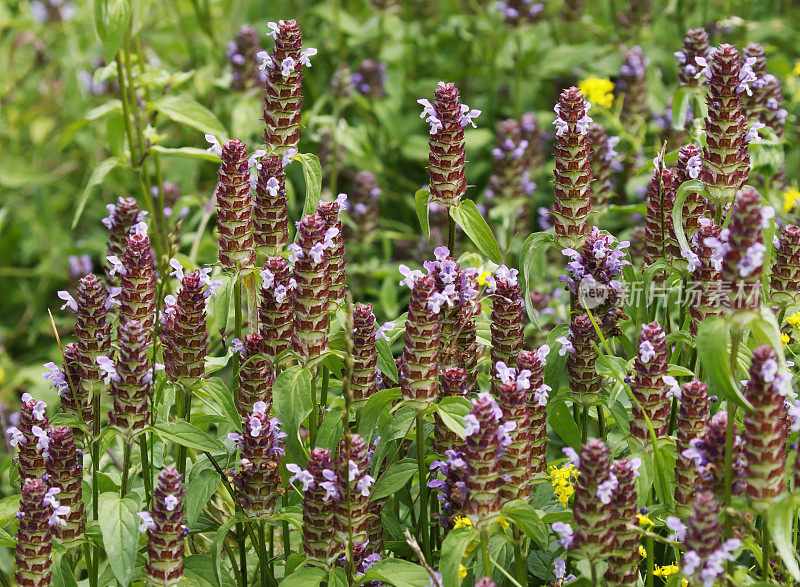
[636,514,654,527]
[653,563,679,577]
[783,188,800,213]
[477,271,492,287]
[782,333,791,347]
[639,545,647,558]
[578,77,615,109]
[458,564,467,579]
[793,60,800,77]
[0,365,4,384]
[682,580,689,587]
[496,517,509,530]
[452,516,472,529]
[787,312,800,328]
[548,463,578,507]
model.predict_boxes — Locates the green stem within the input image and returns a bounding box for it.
[232,277,246,585]
[480,529,492,578]
[83,543,95,587]
[596,405,606,440]
[281,492,290,559]
[580,406,588,443]
[91,385,100,587]
[416,411,431,561]
[139,435,152,505]
[761,516,772,579]
[309,370,318,448]
[512,526,526,584]
[646,534,654,587]
[258,521,268,587]
[447,213,456,255]
[120,440,131,497]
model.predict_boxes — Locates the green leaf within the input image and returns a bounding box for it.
[192,377,240,430]
[185,464,220,526]
[767,493,800,581]
[449,200,502,263]
[0,526,14,548]
[273,365,313,464]
[153,419,224,453]
[151,95,228,139]
[594,354,629,380]
[151,145,223,162]
[414,188,431,241]
[363,558,431,587]
[328,568,348,587]
[376,338,398,384]
[94,0,131,62]
[439,526,478,587]
[0,495,21,525]
[98,492,139,586]
[547,396,581,450]
[279,566,327,587]
[316,407,344,451]
[212,514,241,585]
[671,179,706,254]
[60,100,122,149]
[184,554,237,587]
[296,153,323,216]
[671,86,692,131]
[372,459,417,500]
[72,157,123,228]
[696,317,752,410]
[357,387,400,444]
[52,545,78,587]
[502,500,548,548]
[435,397,471,440]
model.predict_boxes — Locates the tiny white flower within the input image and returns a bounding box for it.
[164,494,179,512]
[205,134,223,157]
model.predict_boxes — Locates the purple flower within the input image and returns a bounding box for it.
[552,521,575,549]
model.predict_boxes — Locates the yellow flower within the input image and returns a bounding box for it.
[548,463,578,507]
[0,365,4,383]
[639,545,647,558]
[452,516,472,529]
[496,517,509,530]
[793,60,800,77]
[578,77,615,109]
[458,564,467,579]
[653,563,679,577]
[636,513,654,527]
[783,188,800,213]
[477,271,492,287]
[682,580,689,587]
[787,312,800,328]
[782,333,791,347]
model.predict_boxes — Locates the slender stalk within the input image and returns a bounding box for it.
[232,277,247,585]
[139,436,152,504]
[120,441,131,497]
[447,214,456,255]
[646,534,654,587]
[480,529,492,578]
[258,521,268,587]
[309,370,318,447]
[281,492,290,560]
[91,384,101,587]
[83,543,95,587]
[512,526,526,584]
[596,405,606,439]
[416,411,431,561]
[580,406,588,443]
[268,525,275,578]
[761,517,772,579]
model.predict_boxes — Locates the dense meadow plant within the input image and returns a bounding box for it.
[4,1,800,586]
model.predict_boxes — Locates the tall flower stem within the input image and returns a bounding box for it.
[480,529,492,577]
[512,526,525,583]
[258,521,269,587]
[309,371,318,448]
[83,543,95,587]
[140,436,152,502]
[447,214,456,255]
[233,276,247,585]
[120,441,131,497]
[92,382,101,587]
[416,410,431,561]
[761,518,772,579]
